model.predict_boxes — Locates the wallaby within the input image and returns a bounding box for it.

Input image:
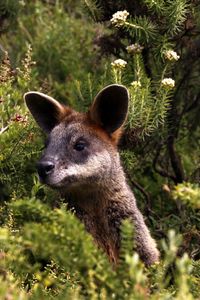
[24,84,159,266]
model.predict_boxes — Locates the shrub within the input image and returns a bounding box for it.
[0,1,200,299]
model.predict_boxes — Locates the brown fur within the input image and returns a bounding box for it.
[24,84,160,266]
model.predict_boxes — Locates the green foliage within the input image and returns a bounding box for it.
[0,199,199,299]
[0,0,200,299]
[0,46,41,200]
[1,172,200,290]
[165,0,189,35]
[83,0,103,21]
[2,0,103,109]
[172,183,200,209]
[0,0,22,33]
[108,7,184,137]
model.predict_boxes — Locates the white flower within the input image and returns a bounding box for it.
[131,81,141,87]
[164,50,180,61]
[126,43,144,54]
[161,78,175,89]
[111,59,127,69]
[110,10,129,27]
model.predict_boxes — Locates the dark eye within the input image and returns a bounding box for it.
[74,141,86,151]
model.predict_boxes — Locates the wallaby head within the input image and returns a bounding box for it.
[24,85,129,191]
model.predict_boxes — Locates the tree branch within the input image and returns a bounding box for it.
[167,135,185,183]
[153,144,176,182]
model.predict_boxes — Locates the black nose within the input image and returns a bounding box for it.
[37,161,55,178]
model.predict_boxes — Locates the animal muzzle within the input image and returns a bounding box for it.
[37,160,55,181]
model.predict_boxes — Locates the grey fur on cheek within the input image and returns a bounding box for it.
[47,149,112,187]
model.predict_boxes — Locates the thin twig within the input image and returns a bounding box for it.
[0,125,9,135]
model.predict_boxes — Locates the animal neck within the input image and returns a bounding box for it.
[66,168,132,216]
[62,164,160,266]
[63,169,135,264]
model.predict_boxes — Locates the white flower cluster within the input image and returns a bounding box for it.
[111,59,127,69]
[161,78,175,89]
[126,43,144,54]
[164,50,180,61]
[110,10,129,27]
[131,81,141,88]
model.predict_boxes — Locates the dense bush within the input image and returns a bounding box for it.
[0,0,200,299]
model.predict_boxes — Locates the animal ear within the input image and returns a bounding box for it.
[89,84,129,133]
[24,92,69,133]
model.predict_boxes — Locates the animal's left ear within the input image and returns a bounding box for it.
[89,84,129,134]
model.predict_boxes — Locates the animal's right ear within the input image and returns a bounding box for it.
[24,92,70,133]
